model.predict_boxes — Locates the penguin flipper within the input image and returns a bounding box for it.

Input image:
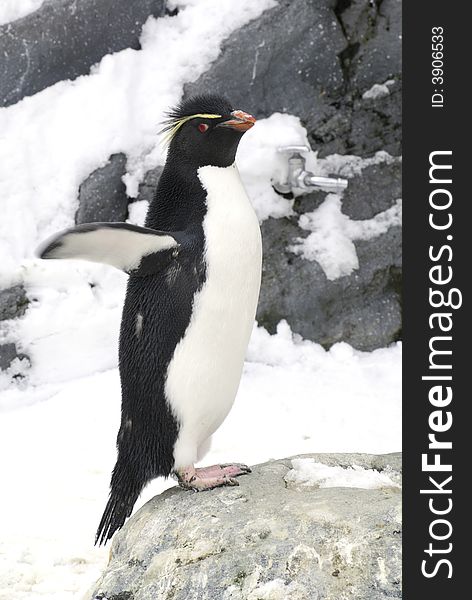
[36,222,180,275]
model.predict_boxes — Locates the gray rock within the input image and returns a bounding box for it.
[338,0,401,91]
[186,0,401,158]
[314,0,402,157]
[0,285,29,321]
[0,286,30,371]
[328,0,401,155]
[0,343,18,370]
[186,0,402,348]
[186,0,345,136]
[0,342,29,372]
[341,161,402,220]
[76,153,128,224]
[90,453,402,600]
[257,161,402,351]
[136,165,164,204]
[0,0,165,107]
[315,80,402,157]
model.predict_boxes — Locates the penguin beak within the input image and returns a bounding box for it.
[218,110,256,132]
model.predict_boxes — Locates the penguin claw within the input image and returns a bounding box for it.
[198,463,251,479]
[220,463,252,474]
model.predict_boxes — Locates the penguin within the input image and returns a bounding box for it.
[37,94,262,546]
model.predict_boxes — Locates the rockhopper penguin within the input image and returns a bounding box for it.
[37,95,262,545]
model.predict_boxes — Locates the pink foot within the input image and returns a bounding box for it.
[197,463,251,479]
[174,463,251,491]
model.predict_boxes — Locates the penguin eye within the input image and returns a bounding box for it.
[198,123,209,133]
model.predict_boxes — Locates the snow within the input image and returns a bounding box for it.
[0,0,401,597]
[0,322,401,599]
[317,150,400,179]
[0,0,44,26]
[362,79,395,100]
[237,113,316,221]
[0,263,127,390]
[127,200,150,227]
[285,459,401,489]
[290,195,402,280]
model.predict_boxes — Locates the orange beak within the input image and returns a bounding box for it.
[218,110,256,132]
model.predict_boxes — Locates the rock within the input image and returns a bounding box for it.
[90,453,402,600]
[340,161,402,220]
[0,343,18,370]
[305,0,402,158]
[76,153,128,224]
[316,79,401,157]
[0,285,29,321]
[136,166,164,204]
[184,0,402,350]
[338,0,401,91]
[126,165,163,224]
[0,342,29,372]
[257,160,402,351]
[0,0,165,107]
[186,0,401,158]
[185,0,345,138]
[0,286,30,371]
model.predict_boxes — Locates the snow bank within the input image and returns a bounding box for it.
[285,459,401,489]
[0,323,401,599]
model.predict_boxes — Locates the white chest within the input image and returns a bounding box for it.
[166,164,262,468]
[198,164,262,323]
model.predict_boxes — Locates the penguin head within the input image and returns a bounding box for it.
[162,94,255,169]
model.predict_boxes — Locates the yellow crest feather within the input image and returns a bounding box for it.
[161,113,221,145]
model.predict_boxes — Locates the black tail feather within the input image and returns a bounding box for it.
[95,463,146,546]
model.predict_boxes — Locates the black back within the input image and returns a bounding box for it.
[119,164,207,474]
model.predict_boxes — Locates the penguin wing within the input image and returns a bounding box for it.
[37,222,180,275]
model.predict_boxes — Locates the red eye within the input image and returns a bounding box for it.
[198,123,209,133]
